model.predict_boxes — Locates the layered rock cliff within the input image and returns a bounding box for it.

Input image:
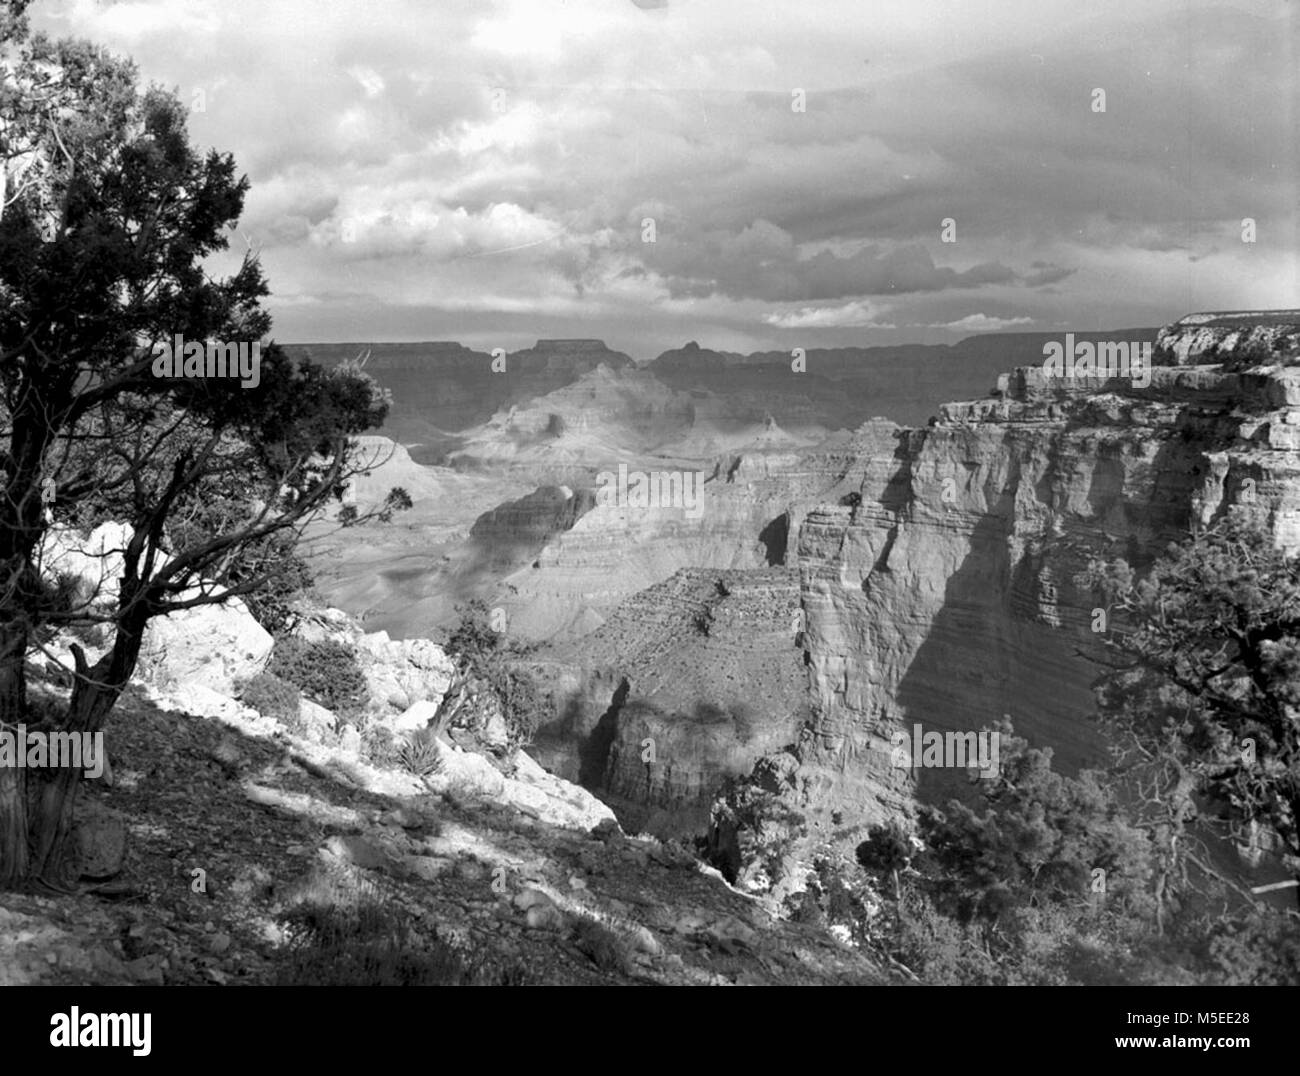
[500,422,905,639]
[786,313,1300,843]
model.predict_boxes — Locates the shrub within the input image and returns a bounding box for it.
[444,601,543,750]
[268,636,367,718]
[23,692,66,728]
[238,671,301,725]
[398,727,443,777]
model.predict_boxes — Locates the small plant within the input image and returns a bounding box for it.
[238,671,301,725]
[268,636,368,718]
[398,727,443,777]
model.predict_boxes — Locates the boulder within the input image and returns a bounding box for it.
[419,745,618,832]
[480,707,510,751]
[425,744,507,798]
[509,751,619,832]
[324,834,396,873]
[297,699,338,744]
[137,596,273,696]
[389,698,440,735]
[356,632,454,716]
[363,667,411,712]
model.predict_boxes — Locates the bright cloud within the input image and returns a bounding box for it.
[764,300,896,329]
[937,314,1035,333]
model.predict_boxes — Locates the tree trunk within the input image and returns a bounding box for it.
[0,620,30,889]
[0,767,27,890]
[28,618,145,886]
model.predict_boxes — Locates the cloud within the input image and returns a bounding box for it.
[764,300,895,329]
[316,193,564,262]
[31,0,1298,349]
[934,314,1034,333]
[1024,263,1075,287]
[644,221,1022,301]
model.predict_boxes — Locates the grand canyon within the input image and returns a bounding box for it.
[3,0,1297,1011]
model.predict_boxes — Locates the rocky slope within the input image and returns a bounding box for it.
[0,683,887,986]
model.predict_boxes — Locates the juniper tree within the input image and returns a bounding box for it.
[0,10,404,888]
[1078,511,1300,915]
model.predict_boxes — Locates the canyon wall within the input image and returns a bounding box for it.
[787,316,1300,842]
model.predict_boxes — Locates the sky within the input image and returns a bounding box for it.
[32,0,1300,358]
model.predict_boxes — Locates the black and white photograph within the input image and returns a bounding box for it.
[0,0,1296,1034]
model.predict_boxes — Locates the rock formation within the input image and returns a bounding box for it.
[782,312,1300,849]
[533,567,810,837]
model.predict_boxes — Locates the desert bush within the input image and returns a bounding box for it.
[852,722,1300,984]
[398,727,444,777]
[238,671,301,725]
[268,636,367,718]
[240,543,317,636]
[444,600,543,750]
[885,887,1005,985]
